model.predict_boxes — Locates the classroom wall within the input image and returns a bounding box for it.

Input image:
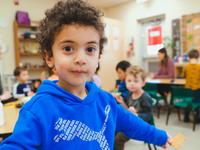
[99,17,125,91]
[0,0,56,74]
[0,0,124,91]
[0,0,108,76]
[104,0,200,67]
[2,0,199,90]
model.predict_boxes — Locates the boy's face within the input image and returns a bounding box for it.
[17,70,29,83]
[125,74,145,92]
[46,24,99,88]
[116,68,126,81]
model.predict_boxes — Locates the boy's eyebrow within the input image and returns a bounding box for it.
[59,40,74,44]
[87,41,99,45]
[59,40,99,45]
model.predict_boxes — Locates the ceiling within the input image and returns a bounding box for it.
[86,0,133,8]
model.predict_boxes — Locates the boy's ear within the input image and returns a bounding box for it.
[44,52,54,68]
[142,80,146,87]
[96,62,99,68]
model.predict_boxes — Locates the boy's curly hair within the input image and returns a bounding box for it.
[126,66,147,81]
[37,0,106,62]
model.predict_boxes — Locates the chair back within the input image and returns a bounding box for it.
[143,83,163,102]
[170,86,193,107]
[143,83,157,96]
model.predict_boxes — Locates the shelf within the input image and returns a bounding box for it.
[20,53,40,57]
[28,67,45,71]
[17,21,39,28]
[19,38,37,42]
[14,20,44,80]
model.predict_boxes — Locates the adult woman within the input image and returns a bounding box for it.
[154,47,175,104]
[154,47,175,79]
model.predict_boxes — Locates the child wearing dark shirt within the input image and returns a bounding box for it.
[12,66,34,99]
[115,66,155,150]
[127,92,154,123]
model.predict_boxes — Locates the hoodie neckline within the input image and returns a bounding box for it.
[37,80,99,105]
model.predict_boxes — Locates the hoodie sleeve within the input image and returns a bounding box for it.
[115,104,168,147]
[0,109,41,149]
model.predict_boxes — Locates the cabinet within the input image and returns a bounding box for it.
[13,21,45,80]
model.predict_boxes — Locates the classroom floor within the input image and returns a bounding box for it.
[125,112,200,150]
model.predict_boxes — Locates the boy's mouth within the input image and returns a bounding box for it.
[71,70,87,74]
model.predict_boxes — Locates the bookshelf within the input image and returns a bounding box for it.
[13,21,45,80]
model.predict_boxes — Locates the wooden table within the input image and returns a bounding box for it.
[0,101,19,138]
[147,79,186,85]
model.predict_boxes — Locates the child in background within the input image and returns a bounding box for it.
[184,49,200,122]
[12,66,34,99]
[115,60,131,103]
[115,66,155,150]
[0,0,171,149]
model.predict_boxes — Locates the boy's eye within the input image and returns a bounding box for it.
[127,79,132,82]
[86,47,96,54]
[63,46,73,52]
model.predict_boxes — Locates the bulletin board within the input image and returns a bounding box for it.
[182,12,200,53]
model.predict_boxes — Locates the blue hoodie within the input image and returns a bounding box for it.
[0,80,167,150]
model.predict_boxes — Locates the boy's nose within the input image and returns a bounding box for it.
[74,50,87,65]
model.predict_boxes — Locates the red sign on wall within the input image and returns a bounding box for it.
[148,26,162,45]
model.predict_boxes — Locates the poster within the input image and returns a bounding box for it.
[148,25,162,45]
[147,25,163,56]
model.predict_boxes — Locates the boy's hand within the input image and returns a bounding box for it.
[115,95,124,104]
[112,93,123,104]
[28,91,35,97]
[162,138,172,149]
[112,93,128,109]
[128,106,137,115]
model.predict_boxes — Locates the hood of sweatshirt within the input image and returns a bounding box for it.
[36,80,100,105]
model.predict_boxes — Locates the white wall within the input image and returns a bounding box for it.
[0,0,56,74]
[2,0,200,88]
[0,0,124,91]
[104,0,200,67]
